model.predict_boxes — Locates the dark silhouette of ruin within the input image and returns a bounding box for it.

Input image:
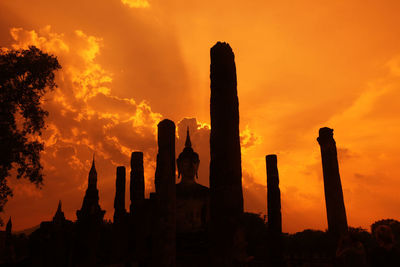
[76,157,106,225]
[130,151,145,214]
[53,201,65,223]
[152,119,177,267]
[129,151,146,264]
[209,41,245,266]
[266,154,283,266]
[113,166,127,224]
[3,42,394,267]
[317,127,348,239]
[266,155,282,236]
[176,129,209,234]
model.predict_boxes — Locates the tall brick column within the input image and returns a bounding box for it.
[152,119,176,267]
[209,42,245,266]
[113,166,126,224]
[130,152,145,214]
[266,154,283,266]
[317,127,348,239]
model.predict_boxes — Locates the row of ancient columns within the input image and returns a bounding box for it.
[113,152,146,224]
[266,127,348,266]
[114,41,349,267]
[113,122,177,266]
[115,41,247,266]
[209,41,349,266]
[267,128,348,235]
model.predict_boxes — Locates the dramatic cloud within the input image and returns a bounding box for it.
[4,26,162,228]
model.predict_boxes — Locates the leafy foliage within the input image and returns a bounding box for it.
[284,229,334,255]
[371,219,400,242]
[0,46,61,223]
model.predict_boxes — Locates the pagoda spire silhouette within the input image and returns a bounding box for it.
[76,156,105,224]
[185,127,192,148]
[53,200,66,223]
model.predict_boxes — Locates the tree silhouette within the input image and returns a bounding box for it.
[0,46,61,224]
[371,219,400,242]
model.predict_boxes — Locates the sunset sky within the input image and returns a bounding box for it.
[1,0,400,233]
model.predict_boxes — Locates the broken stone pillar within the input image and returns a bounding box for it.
[152,119,176,267]
[130,152,145,214]
[266,155,282,235]
[129,152,146,263]
[266,154,283,266]
[317,127,348,239]
[114,166,126,224]
[209,42,245,266]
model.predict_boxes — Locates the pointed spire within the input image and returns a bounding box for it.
[53,200,65,223]
[185,126,192,148]
[90,153,96,172]
[88,154,97,187]
[6,217,12,234]
[57,200,62,213]
[89,153,97,176]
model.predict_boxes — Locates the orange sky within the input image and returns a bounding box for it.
[1,0,400,233]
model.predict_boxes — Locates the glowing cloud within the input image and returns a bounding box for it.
[4,26,163,228]
[121,0,150,8]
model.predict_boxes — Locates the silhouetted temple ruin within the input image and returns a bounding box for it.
[1,42,370,267]
[76,157,105,224]
[266,154,283,266]
[129,151,146,264]
[209,42,245,266]
[176,129,209,233]
[153,119,177,266]
[317,127,348,239]
[266,154,282,235]
[113,166,126,224]
[130,151,145,214]
[53,201,65,224]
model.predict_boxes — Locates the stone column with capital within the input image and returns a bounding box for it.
[317,127,348,239]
